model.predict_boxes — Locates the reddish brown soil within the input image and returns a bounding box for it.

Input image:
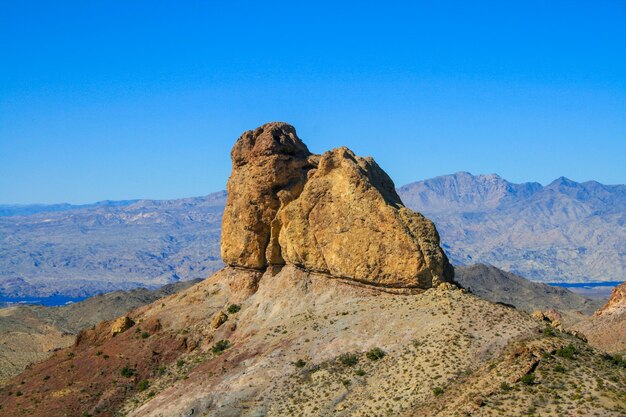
[0,317,188,416]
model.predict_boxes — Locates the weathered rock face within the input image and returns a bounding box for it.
[595,281,626,316]
[221,122,314,269]
[221,122,453,289]
[111,316,135,336]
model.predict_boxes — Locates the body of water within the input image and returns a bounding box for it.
[548,281,623,288]
[548,281,622,300]
[0,295,88,307]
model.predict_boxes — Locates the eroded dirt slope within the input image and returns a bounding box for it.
[1,266,624,417]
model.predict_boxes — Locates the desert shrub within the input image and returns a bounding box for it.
[294,359,306,368]
[212,340,230,354]
[339,353,359,366]
[556,344,577,359]
[120,365,135,378]
[604,353,626,368]
[543,327,555,336]
[433,386,444,396]
[342,379,351,387]
[138,379,150,391]
[520,373,535,385]
[355,368,366,376]
[227,304,241,314]
[366,347,385,361]
[176,359,185,367]
[500,382,512,391]
[141,332,150,339]
[554,364,566,373]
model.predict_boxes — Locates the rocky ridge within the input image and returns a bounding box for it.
[454,264,603,326]
[222,122,453,289]
[573,281,626,354]
[595,281,626,316]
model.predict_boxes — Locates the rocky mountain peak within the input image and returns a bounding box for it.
[221,122,453,289]
[230,121,310,166]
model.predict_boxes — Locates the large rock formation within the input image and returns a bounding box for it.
[221,122,453,289]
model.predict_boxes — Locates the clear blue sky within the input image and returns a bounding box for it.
[1,1,625,204]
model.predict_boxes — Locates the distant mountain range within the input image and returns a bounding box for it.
[1,172,624,296]
[398,172,626,282]
[0,193,226,296]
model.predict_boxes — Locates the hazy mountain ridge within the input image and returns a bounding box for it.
[1,173,624,297]
[398,172,626,282]
[0,192,226,296]
[0,199,138,217]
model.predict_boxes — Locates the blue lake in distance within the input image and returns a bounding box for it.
[548,281,623,288]
[548,281,622,300]
[0,295,88,308]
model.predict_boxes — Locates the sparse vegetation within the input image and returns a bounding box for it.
[138,379,150,391]
[520,373,535,385]
[212,340,230,354]
[339,353,359,366]
[366,347,385,361]
[120,365,135,378]
[556,344,577,359]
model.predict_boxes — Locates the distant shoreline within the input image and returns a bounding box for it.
[548,281,623,288]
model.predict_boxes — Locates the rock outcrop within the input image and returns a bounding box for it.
[595,281,626,316]
[111,316,135,336]
[573,281,626,353]
[221,122,453,289]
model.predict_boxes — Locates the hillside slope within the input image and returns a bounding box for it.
[1,267,624,417]
[454,264,603,325]
[572,281,626,354]
[0,280,199,383]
